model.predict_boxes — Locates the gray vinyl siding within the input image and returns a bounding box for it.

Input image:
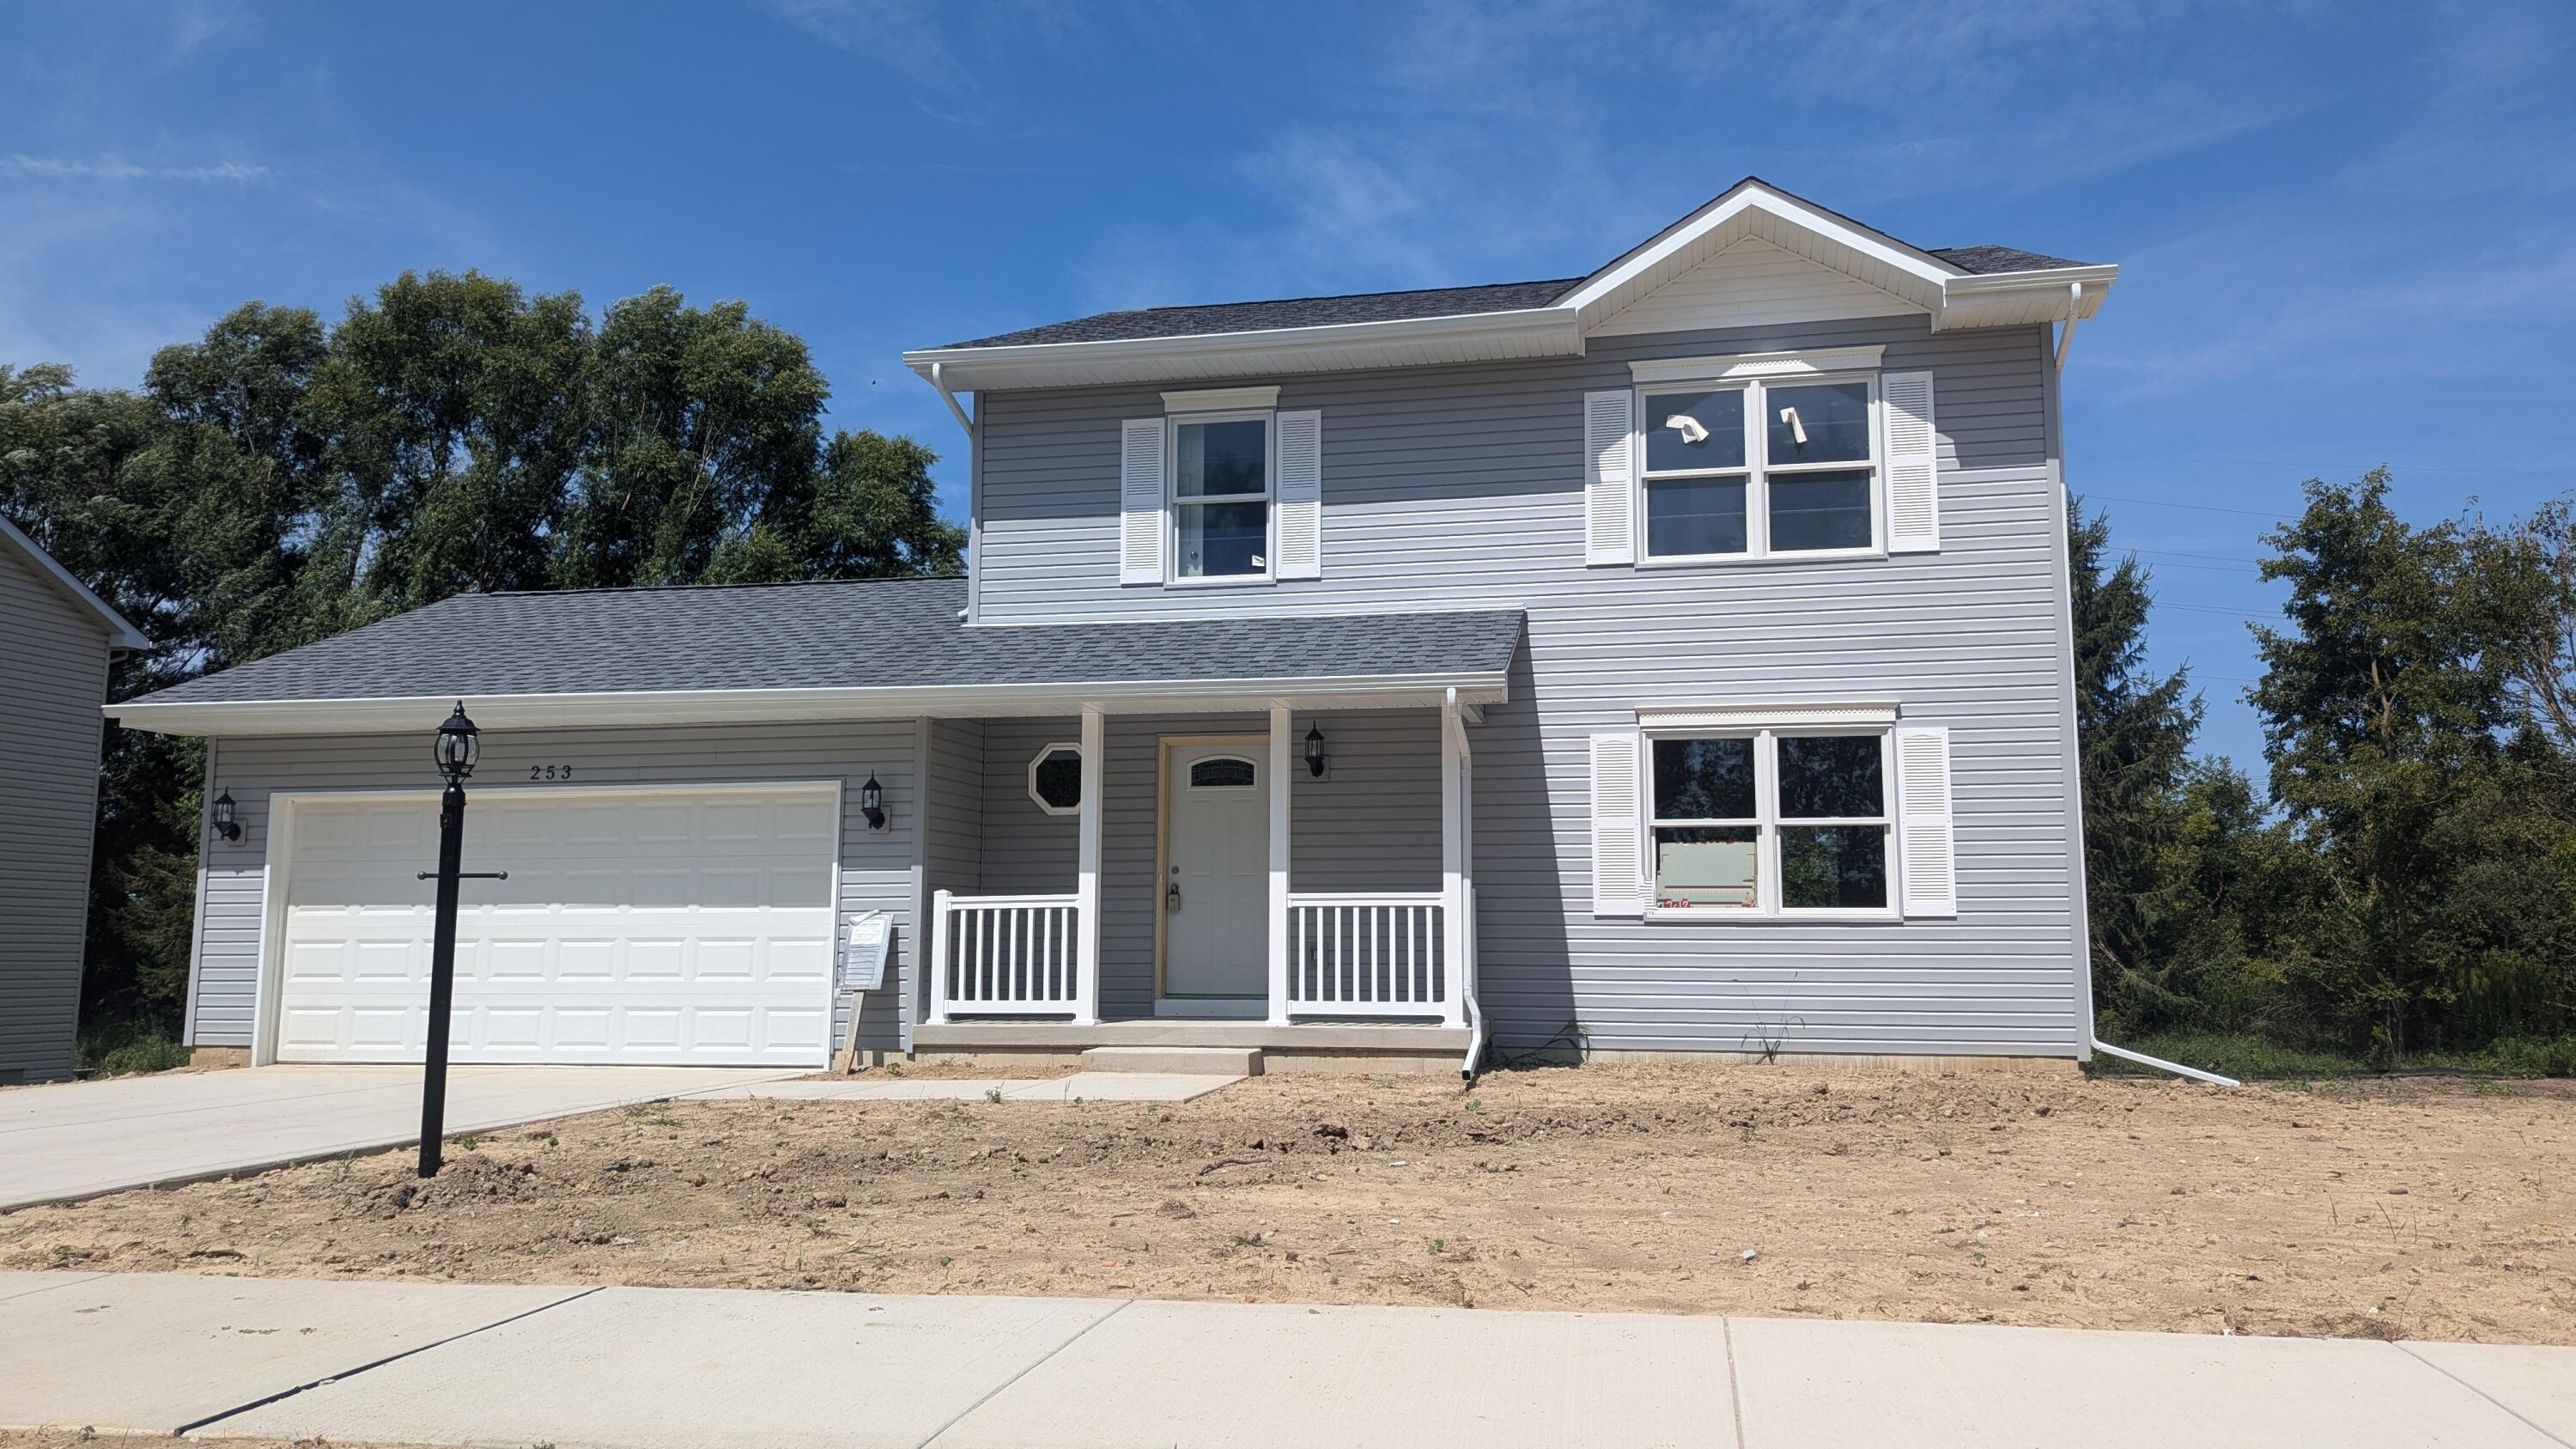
[187,721,919,1059]
[0,545,114,1081]
[969,314,2084,1057]
[968,709,1443,1019]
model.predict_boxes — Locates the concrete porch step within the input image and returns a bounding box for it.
[1078,1045,1264,1077]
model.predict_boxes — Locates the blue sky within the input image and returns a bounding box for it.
[6,0,2573,766]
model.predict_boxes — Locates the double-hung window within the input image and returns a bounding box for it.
[1170,411,1271,581]
[1649,728,1894,916]
[1639,375,1879,560]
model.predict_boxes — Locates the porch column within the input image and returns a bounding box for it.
[1267,703,1291,1026]
[1440,695,1467,1028]
[1073,703,1104,1026]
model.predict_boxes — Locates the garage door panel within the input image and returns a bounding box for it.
[276,785,841,1067]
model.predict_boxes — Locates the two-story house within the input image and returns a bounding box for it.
[118,179,2114,1078]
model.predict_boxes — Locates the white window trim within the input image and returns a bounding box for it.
[1028,741,1084,816]
[1640,722,1900,923]
[1163,385,1281,413]
[1629,345,1886,384]
[1164,407,1278,588]
[1634,371,1885,567]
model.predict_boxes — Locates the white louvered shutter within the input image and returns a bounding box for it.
[1883,370,1940,554]
[1589,731,1649,916]
[1583,389,1637,565]
[1895,726,1959,916]
[1275,409,1322,580]
[1120,418,1167,584]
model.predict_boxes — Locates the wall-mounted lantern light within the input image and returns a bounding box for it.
[860,774,887,831]
[211,789,242,843]
[1304,723,1328,778]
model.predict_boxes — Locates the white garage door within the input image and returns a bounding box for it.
[273,783,839,1066]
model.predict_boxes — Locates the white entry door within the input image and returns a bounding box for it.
[271,783,839,1066]
[1162,743,1268,1002]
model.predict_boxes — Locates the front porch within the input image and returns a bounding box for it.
[915,697,1481,1071]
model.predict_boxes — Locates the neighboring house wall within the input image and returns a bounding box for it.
[969,314,2083,1056]
[188,721,920,1057]
[0,542,115,1081]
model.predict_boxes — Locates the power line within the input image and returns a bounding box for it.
[2081,492,2288,520]
[2129,547,2264,566]
[2156,603,2276,619]
[2092,454,2576,480]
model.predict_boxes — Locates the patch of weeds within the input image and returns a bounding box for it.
[985,1087,1004,1104]
[1232,1233,1267,1248]
[886,1060,904,1076]
[936,1256,953,1268]
[1971,1252,1986,1266]
[76,1020,191,1075]
[453,1135,480,1151]
[1429,1239,1446,1254]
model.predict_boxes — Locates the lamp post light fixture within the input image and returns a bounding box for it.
[1304,723,1328,779]
[210,790,241,843]
[860,773,887,831]
[416,702,503,1179]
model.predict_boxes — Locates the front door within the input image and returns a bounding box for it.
[1162,742,1268,1004]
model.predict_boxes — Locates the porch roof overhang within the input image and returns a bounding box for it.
[107,576,1522,737]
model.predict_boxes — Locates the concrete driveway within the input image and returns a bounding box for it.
[0,1064,793,1210]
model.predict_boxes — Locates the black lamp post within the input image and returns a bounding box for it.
[417,702,486,1178]
[1304,723,1328,778]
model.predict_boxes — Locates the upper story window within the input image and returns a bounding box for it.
[1639,375,1879,562]
[1172,412,1271,581]
[1121,388,1321,588]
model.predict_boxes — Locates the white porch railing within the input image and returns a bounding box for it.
[930,890,1083,1019]
[1286,892,1449,1017]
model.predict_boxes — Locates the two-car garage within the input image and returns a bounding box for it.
[270,783,842,1067]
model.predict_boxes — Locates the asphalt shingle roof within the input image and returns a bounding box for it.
[1926,245,2093,275]
[124,577,1526,706]
[945,278,1584,350]
[939,244,2093,350]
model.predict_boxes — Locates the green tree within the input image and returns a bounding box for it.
[2068,499,2220,1033]
[2250,470,2568,1056]
[556,285,828,588]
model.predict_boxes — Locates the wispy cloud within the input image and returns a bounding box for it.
[747,0,989,121]
[2,154,271,184]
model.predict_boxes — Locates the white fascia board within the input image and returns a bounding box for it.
[1558,182,1962,319]
[0,514,150,650]
[108,670,1514,738]
[1630,345,1887,385]
[902,307,1581,392]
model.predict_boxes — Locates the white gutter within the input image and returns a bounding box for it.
[2092,1038,2239,1087]
[108,668,1516,738]
[927,361,975,440]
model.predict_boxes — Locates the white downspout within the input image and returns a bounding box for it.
[1448,687,1487,1081]
[927,362,975,440]
[2090,1038,2239,1087]
[2055,282,2086,374]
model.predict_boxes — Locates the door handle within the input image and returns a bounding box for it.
[1166,873,1182,913]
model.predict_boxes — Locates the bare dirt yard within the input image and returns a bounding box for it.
[4,1064,2570,1344]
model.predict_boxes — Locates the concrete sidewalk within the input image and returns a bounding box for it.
[3,1272,2571,1448]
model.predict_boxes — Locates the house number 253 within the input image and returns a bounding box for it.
[528,764,575,781]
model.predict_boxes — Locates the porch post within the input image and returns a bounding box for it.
[1073,703,1104,1027]
[928,888,952,1025]
[1440,695,1467,1028]
[1267,703,1291,1026]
